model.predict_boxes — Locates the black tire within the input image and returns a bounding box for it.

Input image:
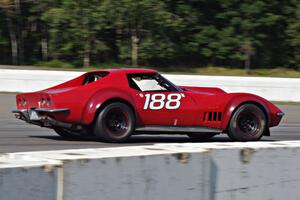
[228,104,267,141]
[94,102,135,142]
[187,132,216,141]
[54,128,82,140]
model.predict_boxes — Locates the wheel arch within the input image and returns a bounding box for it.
[222,98,271,136]
[92,98,136,125]
[80,88,136,125]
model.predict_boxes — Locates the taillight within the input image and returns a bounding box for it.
[22,98,27,106]
[18,98,27,107]
[18,98,22,107]
[41,98,46,106]
[46,98,52,106]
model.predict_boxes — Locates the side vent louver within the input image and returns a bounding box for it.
[203,112,222,122]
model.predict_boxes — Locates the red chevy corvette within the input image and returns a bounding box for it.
[13,68,284,142]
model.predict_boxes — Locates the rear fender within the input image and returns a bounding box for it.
[221,94,271,130]
[81,88,135,125]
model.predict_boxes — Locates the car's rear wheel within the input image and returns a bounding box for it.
[228,104,267,141]
[54,128,82,140]
[94,102,135,142]
[187,132,216,141]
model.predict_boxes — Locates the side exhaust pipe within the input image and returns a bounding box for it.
[40,116,82,131]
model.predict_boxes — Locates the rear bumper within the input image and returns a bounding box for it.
[12,108,69,114]
[12,108,81,130]
[12,108,69,121]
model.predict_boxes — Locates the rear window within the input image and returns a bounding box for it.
[82,72,109,85]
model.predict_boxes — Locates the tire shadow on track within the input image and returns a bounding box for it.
[29,134,277,144]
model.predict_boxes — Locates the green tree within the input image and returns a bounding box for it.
[28,0,53,62]
[286,1,300,69]
[0,0,20,65]
[0,0,299,69]
[98,0,184,66]
[0,9,9,64]
[42,0,109,67]
[215,0,291,68]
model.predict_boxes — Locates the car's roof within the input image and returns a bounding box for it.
[88,68,157,74]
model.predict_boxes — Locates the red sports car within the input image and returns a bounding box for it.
[13,68,284,142]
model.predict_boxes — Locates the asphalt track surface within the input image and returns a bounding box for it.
[0,93,300,153]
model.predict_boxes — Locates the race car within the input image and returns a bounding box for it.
[13,68,284,142]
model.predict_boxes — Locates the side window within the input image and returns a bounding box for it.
[127,73,178,92]
[83,72,109,85]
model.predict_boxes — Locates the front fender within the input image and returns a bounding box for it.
[221,93,271,130]
[80,88,135,125]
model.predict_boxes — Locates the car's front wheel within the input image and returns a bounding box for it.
[94,102,135,142]
[228,104,267,141]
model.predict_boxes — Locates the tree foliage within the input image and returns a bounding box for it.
[0,0,299,69]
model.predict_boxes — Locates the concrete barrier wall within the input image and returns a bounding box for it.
[2,141,300,200]
[0,69,300,101]
[0,154,61,200]
[0,69,82,93]
[165,74,300,102]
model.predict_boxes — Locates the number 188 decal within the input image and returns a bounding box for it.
[143,93,183,110]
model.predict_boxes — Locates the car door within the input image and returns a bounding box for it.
[127,73,198,126]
